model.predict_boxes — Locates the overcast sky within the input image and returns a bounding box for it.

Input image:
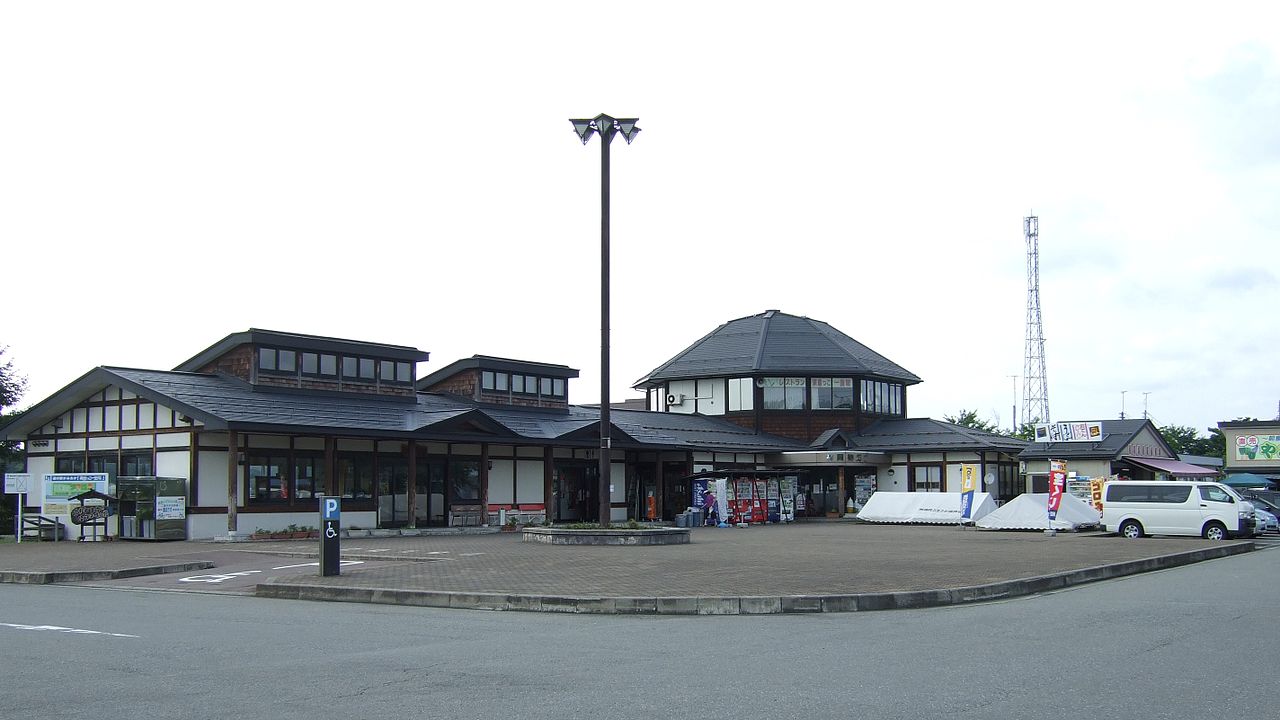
[2,1,1277,436]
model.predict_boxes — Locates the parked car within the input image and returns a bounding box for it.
[1251,505,1279,535]
[1242,492,1280,519]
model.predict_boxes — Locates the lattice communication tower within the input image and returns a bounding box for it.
[1022,215,1050,425]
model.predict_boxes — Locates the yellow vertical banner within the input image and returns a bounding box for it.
[960,464,977,519]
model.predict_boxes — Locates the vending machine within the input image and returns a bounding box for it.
[752,479,768,523]
[733,478,754,525]
[766,478,781,523]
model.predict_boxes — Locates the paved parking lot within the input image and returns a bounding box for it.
[0,523,1259,598]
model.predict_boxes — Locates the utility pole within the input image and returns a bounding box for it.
[1120,390,1127,420]
[1143,392,1150,420]
[1009,375,1019,433]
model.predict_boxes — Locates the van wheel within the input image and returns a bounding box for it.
[1119,520,1144,539]
[1202,522,1228,541]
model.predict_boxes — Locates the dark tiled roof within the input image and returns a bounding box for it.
[108,368,456,434]
[14,368,804,453]
[847,418,1027,453]
[635,310,921,387]
[1018,419,1156,460]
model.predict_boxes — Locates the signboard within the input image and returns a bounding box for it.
[1235,434,1280,462]
[320,497,341,576]
[959,464,977,519]
[42,474,109,515]
[1089,477,1106,513]
[4,472,31,495]
[1033,422,1103,443]
[155,496,187,520]
[1047,460,1067,521]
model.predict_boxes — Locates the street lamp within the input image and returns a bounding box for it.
[569,113,640,528]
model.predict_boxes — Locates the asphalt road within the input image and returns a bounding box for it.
[3,545,1278,720]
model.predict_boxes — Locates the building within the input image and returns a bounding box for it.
[1217,419,1280,482]
[1,312,1032,537]
[635,310,1027,512]
[1019,419,1218,492]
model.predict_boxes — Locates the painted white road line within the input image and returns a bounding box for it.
[270,560,365,570]
[2,622,138,638]
[178,571,263,583]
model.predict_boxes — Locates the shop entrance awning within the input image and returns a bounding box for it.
[1124,456,1219,477]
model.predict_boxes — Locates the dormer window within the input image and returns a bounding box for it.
[481,370,567,399]
[258,348,297,375]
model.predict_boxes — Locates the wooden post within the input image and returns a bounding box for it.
[836,466,847,517]
[543,446,554,523]
[479,443,490,526]
[227,430,238,533]
[406,440,418,529]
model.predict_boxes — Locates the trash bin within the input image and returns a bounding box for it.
[675,513,688,528]
[690,509,704,527]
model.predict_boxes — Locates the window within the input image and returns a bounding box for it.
[812,378,855,410]
[482,371,495,390]
[319,354,337,376]
[728,378,754,412]
[552,378,565,397]
[381,360,396,384]
[121,452,153,477]
[540,377,552,396]
[294,455,324,499]
[258,348,296,376]
[496,372,508,391]
[338,453,374,499]
[56,456,86,473]
[861,380,904,415]
[511,374,525,393]
[359,358,375,381]
[762,377,805,410]
[248,453,289,502]
[1200,485,1233,504]
[811,378,833,410]
[997,464,1020,501]
[913,465,943,492]
[785,377,805,409]
[301,352,319,375]
[396,362,412,383]
[342,356,359,379]
[450,459,481,501]
[833,378,855,410]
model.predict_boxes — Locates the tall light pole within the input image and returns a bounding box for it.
[570,113,640,527]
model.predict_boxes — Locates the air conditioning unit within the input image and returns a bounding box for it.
[665,393,685,406]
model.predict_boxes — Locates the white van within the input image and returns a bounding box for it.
[1101,480,1255,540]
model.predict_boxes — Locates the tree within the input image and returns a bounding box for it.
[944,409,1000,434]
[1158,423,1224,459]
[1012,421,1038,442]
[1,345,27,531]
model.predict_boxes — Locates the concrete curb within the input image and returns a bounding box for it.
[254,542,1253,614]
[0,561,216,585]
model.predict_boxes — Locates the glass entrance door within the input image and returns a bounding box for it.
[415,457,447,527]
[377,455,409,527]
[554,465,597,522]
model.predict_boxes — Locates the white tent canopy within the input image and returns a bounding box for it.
[975,493,1101,531]
[856,492,997,525]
